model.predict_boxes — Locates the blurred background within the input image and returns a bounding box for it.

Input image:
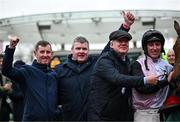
[0,0,180,63]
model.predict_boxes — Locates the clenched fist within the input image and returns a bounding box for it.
[146,75,158,85]
[8,35,19,49]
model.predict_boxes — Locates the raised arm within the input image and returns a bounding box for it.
[2,36,24,82]
[101,11,135,54]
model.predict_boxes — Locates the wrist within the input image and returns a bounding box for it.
[8,45,15,49]
[123,23,130,29]
[143,77,148,84]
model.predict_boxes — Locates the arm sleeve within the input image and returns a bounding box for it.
[94,57,144,87]
[8,82,24,100]
[130,61,169,94]
[2,45,24,83]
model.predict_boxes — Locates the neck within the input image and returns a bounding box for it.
[113,50,126,61]
[119,54,126,61]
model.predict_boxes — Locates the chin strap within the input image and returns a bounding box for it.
[144,55,149,71]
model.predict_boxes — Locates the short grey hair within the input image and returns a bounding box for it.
[72,36,89,49]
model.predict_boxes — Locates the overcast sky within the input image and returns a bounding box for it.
[0,0,180,19]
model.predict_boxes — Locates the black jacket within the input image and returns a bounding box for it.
[88,49,145,121]
[56,55,97,120]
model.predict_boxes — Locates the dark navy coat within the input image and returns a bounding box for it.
[56,55,97,120]
[2,46,58,121]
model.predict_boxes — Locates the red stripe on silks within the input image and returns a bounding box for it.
[164,96,180,106]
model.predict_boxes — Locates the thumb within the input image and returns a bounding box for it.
[121,10,125,17]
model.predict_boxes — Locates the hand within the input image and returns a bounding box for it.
[3,82,12,92]
[146,75,158,85]
[8,35,19,49]
[122,11,135,29]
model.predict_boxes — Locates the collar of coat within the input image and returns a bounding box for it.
[61,54,94,73]
[32,60,51,73]
[108,49,130,65]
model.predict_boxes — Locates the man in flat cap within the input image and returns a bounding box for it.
[55,11,137,121]
[87,27,166,120]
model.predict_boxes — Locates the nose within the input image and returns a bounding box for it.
[43,52,47,56]
[152,44,159,49]
[43,51,49,56]
[79,48,84,52]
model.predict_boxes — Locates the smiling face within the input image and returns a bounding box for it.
[71,41,89,63]
[110,37,129,57]
[146,41,162,59]
[34,44,53,65]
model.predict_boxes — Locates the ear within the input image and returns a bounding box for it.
[32,51,36,59]
[70,48,73,54]
[33,50,36,55]
[110,41,113,48]
[51,52,54,59]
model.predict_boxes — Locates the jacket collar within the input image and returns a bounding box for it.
[32,60,51,72]
[108,48,129,64]
[63,54,92,72]
[64,54,92,65]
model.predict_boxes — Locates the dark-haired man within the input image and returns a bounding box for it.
[2,37,59,121]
